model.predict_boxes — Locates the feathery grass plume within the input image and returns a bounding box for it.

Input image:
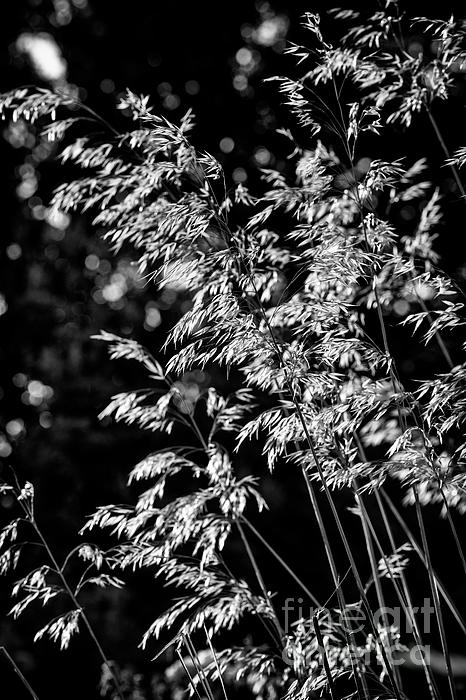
[2,4,466,699]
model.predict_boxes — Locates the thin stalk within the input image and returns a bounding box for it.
[184,633,217,700]
[176,647,205,700]
[240,515,321,607]
[295,407,401,698]
[345,431,403,690]
[443,504,466,578]
[415,293,454,369]
[381,489,466,637]
[302,473,369,700]
[414,488,457,700]
[313,613,338,700]
[236,520,283,641]
[352,341,436,697]
[427,109,466,199]
[354,487,402,691]
[373,491,441,700]
[0,647,40,700]
[18,498,124,700]
[359,497,442,700]
[203,624,229,700]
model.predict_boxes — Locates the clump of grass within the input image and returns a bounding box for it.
[1,4,466,699]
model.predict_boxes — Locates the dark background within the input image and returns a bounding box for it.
[0,1,465,698]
